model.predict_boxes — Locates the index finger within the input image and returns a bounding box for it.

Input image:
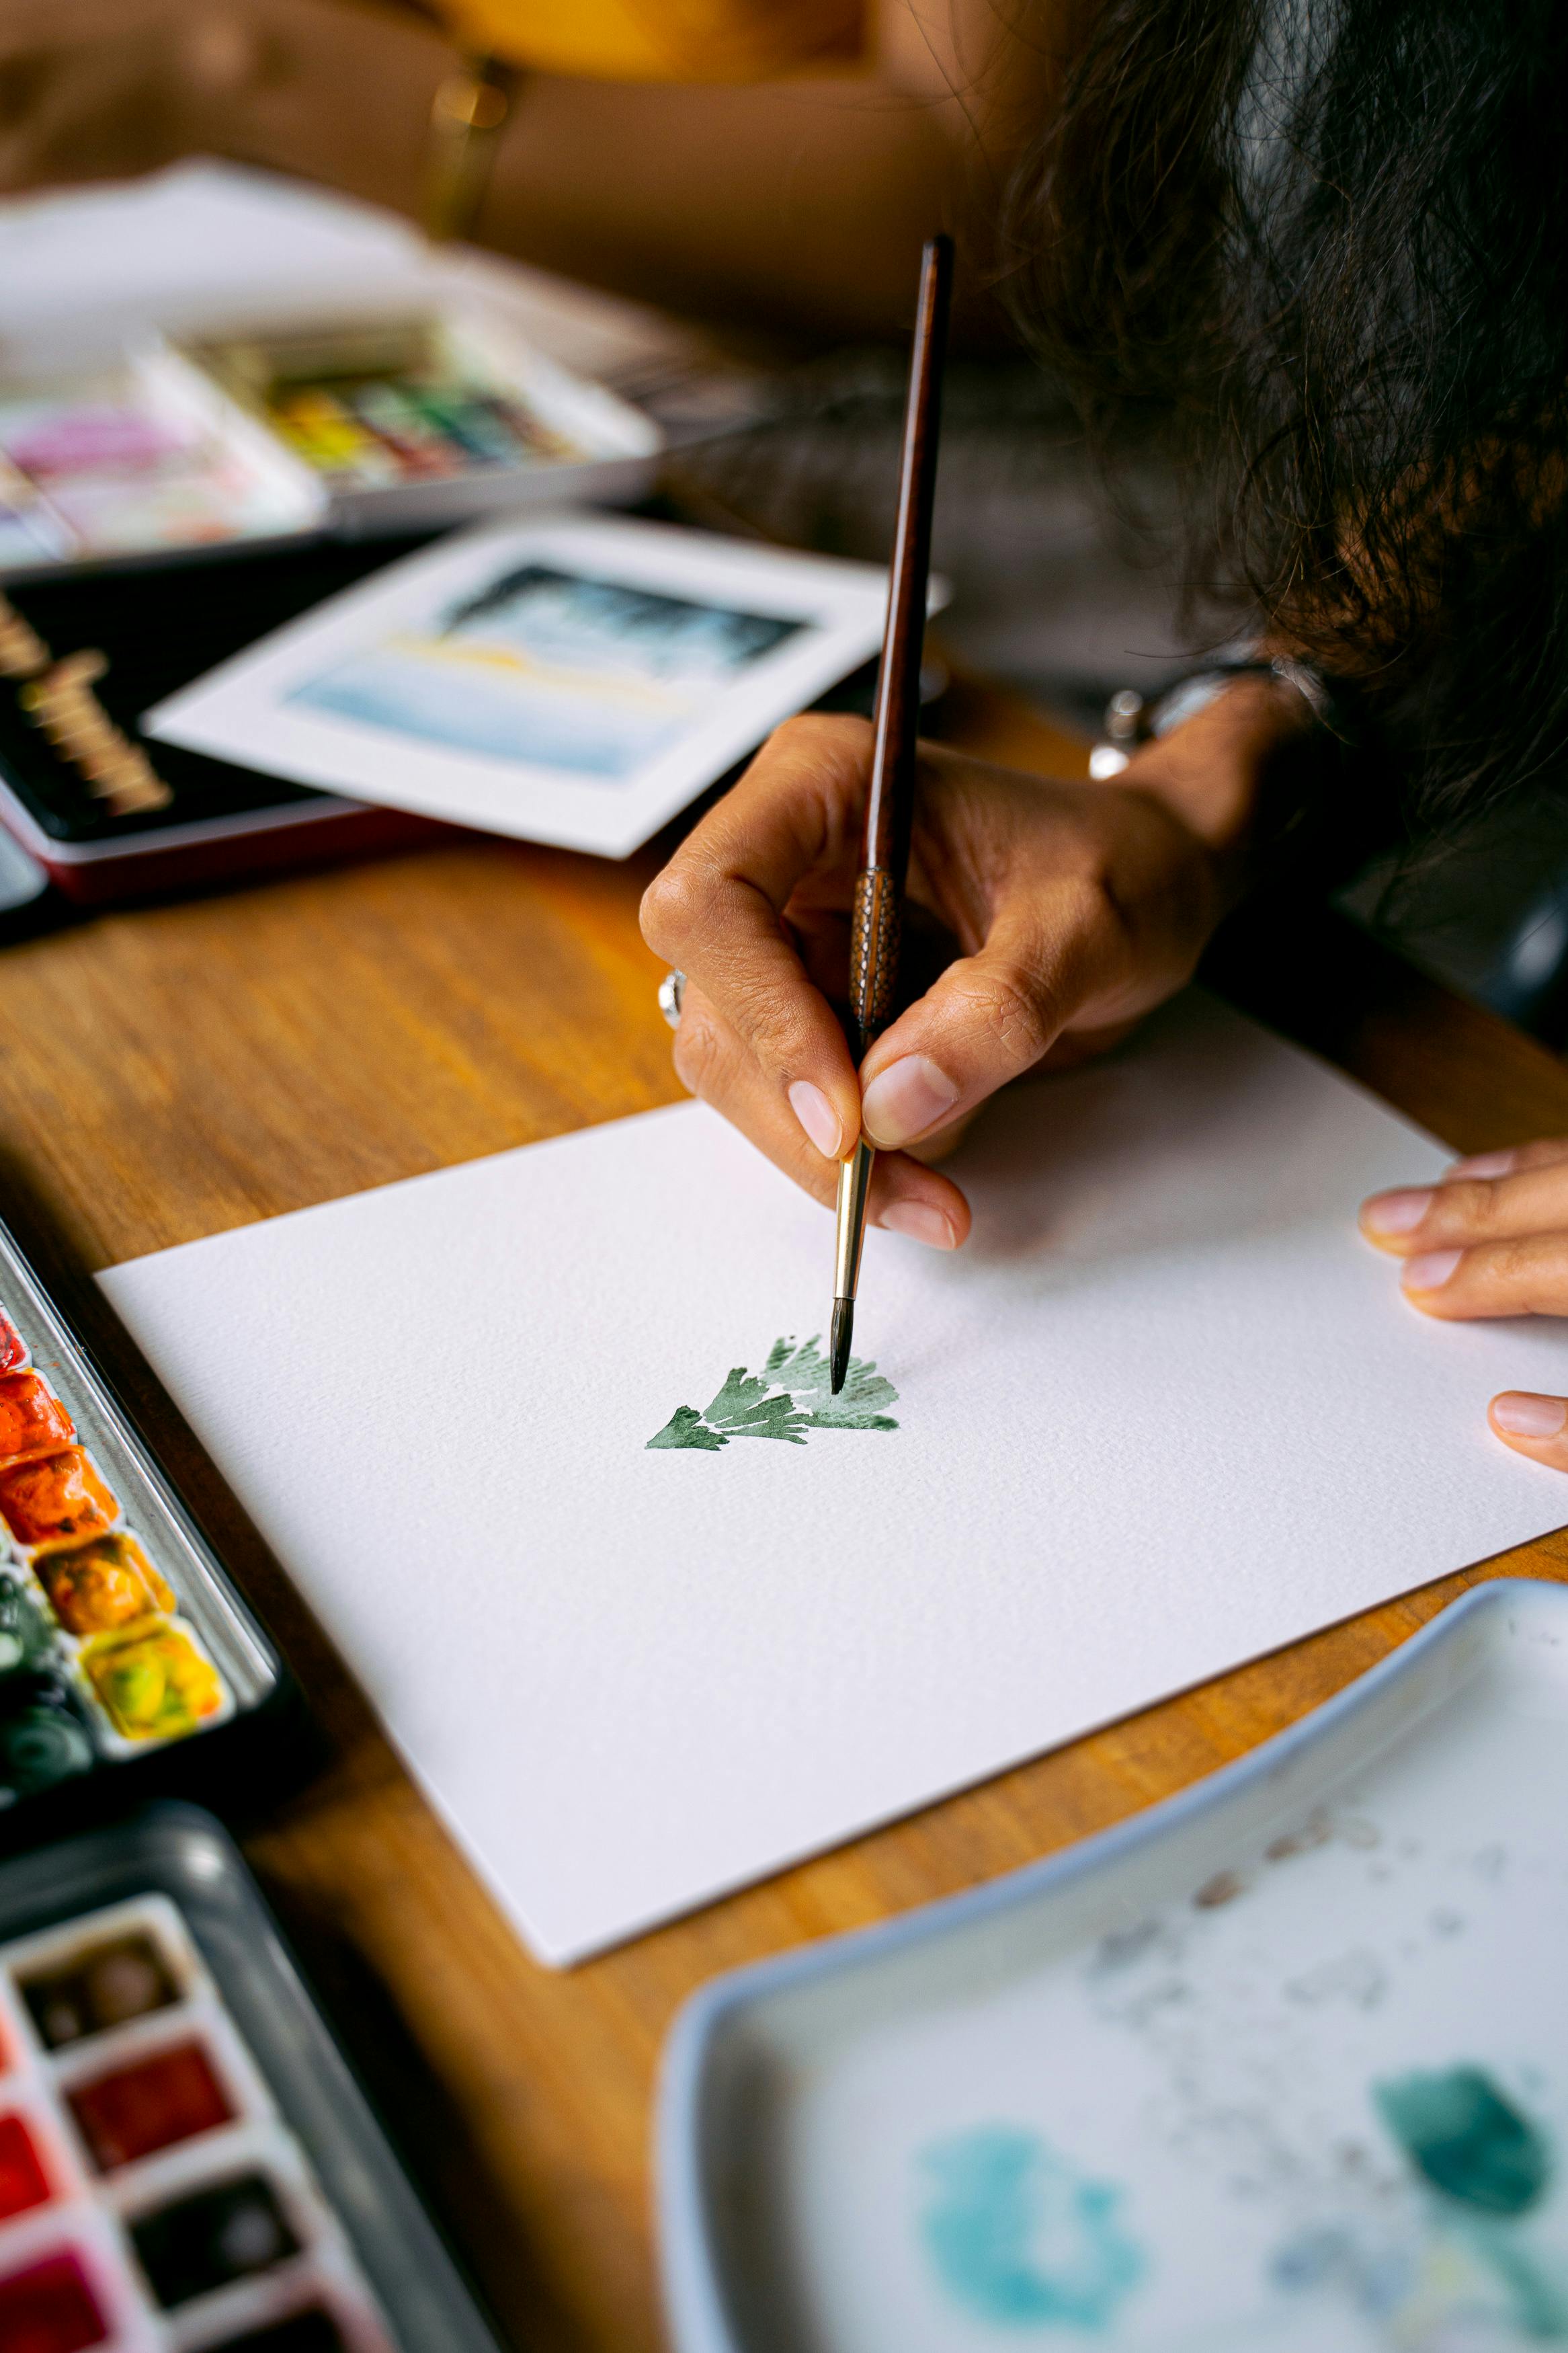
[1362,1154,1568,1257]
[641,713,870,1156]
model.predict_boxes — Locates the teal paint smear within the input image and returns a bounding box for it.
[919,2126,1145,2331]
[646,1336,898,1450]
[1374,2067,1568,2339]
[1376,2069,1551,2216]
[1484,2239,1568,2341]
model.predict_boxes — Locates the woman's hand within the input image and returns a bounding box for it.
[0,0,437,206]
[1362,1143,1568,1468]
[641,678,1304,1246]
[0,2,231,191]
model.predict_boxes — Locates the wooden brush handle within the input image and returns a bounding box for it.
[850,233,950,1064]
[860,236,951,872]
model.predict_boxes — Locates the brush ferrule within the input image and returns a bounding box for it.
[833,1142,874,1301]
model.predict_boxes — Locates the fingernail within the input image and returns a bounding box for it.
[1362,1187,1434,1236]
[860,1055,959,1149]
[1493,1391,1568,1438]
[880,1199,958,1248]
[1448,1148,1516,1179]
[1402,1248,1462,1291]
[788,1080,842,1160]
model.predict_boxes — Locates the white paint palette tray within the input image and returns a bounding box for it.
[660,1579,1568,2353]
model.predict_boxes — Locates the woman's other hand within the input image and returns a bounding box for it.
[0,0,437,207]
[1362,1144,1568,1468]
[0,3,243,191]
[641,676,1305,1248]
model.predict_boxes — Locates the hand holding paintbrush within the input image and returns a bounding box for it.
[830,233,953,1388]
[644,245,1264,1381]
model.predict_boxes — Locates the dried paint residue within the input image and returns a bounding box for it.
[38,1536,175,1636]
[0,1374,73,1465]
[82,1620,224,1743]
[0,1447,118,1551]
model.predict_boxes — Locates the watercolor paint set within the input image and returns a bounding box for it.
[0,1212,282,1834]
[0,1803,502,2352]
[183,313,657,530]
[662,1580,1568,2353]
[0,348,327,577]
[0,313,657,582]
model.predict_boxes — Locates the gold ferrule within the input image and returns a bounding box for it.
[432,73,509,133]
[833,1142,874,1300]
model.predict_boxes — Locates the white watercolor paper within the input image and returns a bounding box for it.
[142,514,906,856]
[99,992,1568,1964]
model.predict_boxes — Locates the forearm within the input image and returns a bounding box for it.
[1113,674,1319,907]
[193,0,440,206]
[471,70,965,337]
[239,0,1003,337]
[0,0,1013,340]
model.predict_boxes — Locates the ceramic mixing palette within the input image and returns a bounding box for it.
[0,1215,279,1824]
[661,1580,1568,2353]
[0,1805,501,2353]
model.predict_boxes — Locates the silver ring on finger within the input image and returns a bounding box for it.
[659,969,686,1029]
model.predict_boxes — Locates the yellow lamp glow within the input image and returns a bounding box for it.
[437,0,864,83]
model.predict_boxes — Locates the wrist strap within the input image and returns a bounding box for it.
[1091,653,1356,779]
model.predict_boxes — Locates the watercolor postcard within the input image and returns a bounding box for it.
[141,513,909,855]
[97,992,1568,1965]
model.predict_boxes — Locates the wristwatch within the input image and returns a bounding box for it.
[1089,653,1342,780]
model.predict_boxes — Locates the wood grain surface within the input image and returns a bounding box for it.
[1,678,1565,2353]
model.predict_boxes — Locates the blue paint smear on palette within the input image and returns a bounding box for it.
[919,2125,1145,2331]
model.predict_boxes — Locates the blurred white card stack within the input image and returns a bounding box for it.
[0,157,716,391]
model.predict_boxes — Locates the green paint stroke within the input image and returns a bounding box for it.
[647,1334,898,1451]
[1376,2066,1568,2338]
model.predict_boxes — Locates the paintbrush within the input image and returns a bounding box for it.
[829,232,953,1396]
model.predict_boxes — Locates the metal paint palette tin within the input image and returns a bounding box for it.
[0,1803,503,2352]
[0,1213,286,1837]
[661,1581,1568,2353]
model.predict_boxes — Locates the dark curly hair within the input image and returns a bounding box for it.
[1002,0,1568,824]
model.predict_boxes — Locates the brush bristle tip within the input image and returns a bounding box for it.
[829,1299,853,1394]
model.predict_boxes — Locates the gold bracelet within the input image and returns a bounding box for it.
[423,56,517,243]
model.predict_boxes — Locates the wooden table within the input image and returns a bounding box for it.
[2,680,1566,2353]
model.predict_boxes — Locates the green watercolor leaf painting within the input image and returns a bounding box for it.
[647,1335,899,1451]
